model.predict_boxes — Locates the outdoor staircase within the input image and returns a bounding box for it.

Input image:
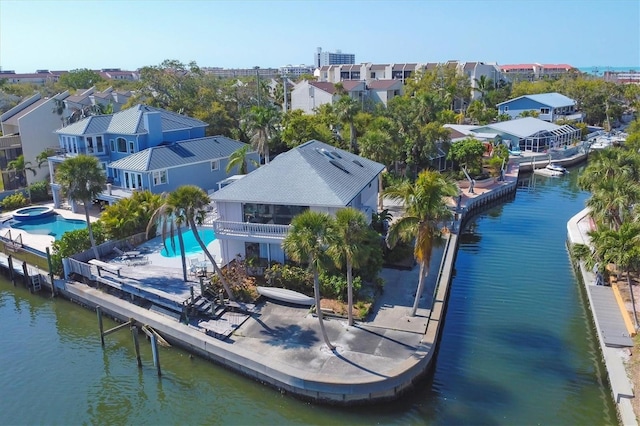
[190,295,227,319]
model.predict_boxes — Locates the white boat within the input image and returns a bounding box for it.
[256,286,315,306]
[546,163,567,174]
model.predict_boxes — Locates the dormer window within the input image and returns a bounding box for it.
[117,137,127,153]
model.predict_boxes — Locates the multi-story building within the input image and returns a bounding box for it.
[603,70,640,84]
[202,67,279,79]
[315,47,355,68]
[499,63,574,82]
[48,104,258,210]
[0,70,62,85]
[278,65,314,78]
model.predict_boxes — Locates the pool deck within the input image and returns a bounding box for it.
[0,203,100,253]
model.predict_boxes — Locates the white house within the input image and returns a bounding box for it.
[209,140,384,266]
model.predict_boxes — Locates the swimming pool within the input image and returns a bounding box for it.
[10,214,87,239]
[161,229,216,258]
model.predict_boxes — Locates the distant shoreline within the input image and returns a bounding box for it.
[578,66,639,75]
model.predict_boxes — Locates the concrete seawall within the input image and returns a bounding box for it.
[567,208,637,425]
[50,165,522,404]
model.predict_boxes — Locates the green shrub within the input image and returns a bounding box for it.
[28,181,51,202]
[319,272,362,301]
[1,192,28,210]
[264,264,312,295]
[50,222,107,276]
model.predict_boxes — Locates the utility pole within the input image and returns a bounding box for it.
[283,76,288,112]
[254,66,260,107]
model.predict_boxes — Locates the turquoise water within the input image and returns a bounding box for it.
[14,206,52,216]
[578,65,639,75]
[160,228,216,257]
[10,215,87,239]
[0,164,617,424]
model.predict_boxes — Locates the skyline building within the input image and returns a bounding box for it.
[315,47,355,68]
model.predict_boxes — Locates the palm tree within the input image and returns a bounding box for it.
[36,148,56,169]
[225,145,258,175]
[55,155,106,259]
[283,210,336,350]
[170,185,235,301]
[7,155,36,187]
[384,170,458,316]
[328,208,370,326]
[334,96,360,152]
[147,193,189,281]
[473,75,493,106]
[245,105,279,164]
[587,176,640,230]
[593,222,640,329]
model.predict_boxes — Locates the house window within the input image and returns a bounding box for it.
[96,136,105,154]
[117,137,127,153]
[123,171,143,190]
[86,136,94,153]
[110,139,115,152]
[211,160,219,171]
[100,162,108,173]
[540,108,550,114]
[128,141,134,153]
[504,106,509,112]
[153,170,168,186]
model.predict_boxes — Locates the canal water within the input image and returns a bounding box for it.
[0,166,618,425]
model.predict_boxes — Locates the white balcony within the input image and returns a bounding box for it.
[212,220,290,241]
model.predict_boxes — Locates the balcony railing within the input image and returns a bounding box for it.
[0,134,22,149]
[212,220,290,239]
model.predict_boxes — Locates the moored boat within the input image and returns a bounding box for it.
[256,286,315,306]
[546,163,567,174]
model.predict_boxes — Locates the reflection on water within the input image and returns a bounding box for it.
[0,164,617,424]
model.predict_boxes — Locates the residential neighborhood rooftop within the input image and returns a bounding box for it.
[211,140,384,206]
[108,136,250,172]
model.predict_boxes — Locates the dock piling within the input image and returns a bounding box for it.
[7,255,15,286]
[97,306,105,346]
[131,324,142,368]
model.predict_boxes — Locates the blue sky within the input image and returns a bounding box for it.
[1,0,638,73]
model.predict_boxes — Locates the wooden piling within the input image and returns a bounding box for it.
[46,247,56,297]
[131,325,142,368]
[7,255,15,286]
[97,306,105,346]
[21,261,29,290]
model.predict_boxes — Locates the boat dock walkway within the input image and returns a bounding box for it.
[568,208,636,425]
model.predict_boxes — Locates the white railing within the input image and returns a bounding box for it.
[212,220,290,239]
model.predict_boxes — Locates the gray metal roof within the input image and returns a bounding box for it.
[474,117,560,139]
[108,136,249,172]
[497,92,576,108]
[211,140,385,207]
[56,104,208,136]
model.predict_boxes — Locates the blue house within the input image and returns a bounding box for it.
[497,92,583,123]
[48,104,256,209]
[104,136,258,203]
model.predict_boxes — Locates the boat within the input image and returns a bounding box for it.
[546,163,567,174]
[256,286,315,306]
